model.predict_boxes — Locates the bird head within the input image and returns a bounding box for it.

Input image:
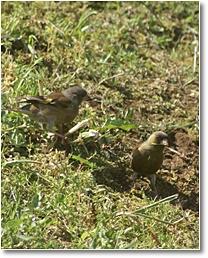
[62,86,91,102]
[147,131,169,147]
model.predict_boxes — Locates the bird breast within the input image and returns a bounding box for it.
[132,147,164,176]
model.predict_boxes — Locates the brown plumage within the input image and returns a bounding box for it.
[18,86,90,135]
[131,131,168,195]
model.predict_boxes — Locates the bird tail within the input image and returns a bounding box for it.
[2,104,33,115]
[2,107,20,113]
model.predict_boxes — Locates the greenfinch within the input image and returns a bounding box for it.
[131,131,169,195]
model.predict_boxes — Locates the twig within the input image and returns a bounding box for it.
[167,147,189,161]
[134,194,179,213]
[35,172,54,185]
[65,119,90,136]
[98,72,124,85]
[167,147,182,156]
[115,194,178,215]
[172,217,184,224]
[183,78,196,88]
[134,213,177,225]
[115,211,182,225]
[114,194,183,225]
[3,159,42,167]
[47,20,65,35]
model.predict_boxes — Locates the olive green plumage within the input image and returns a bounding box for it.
[131,131,169,194]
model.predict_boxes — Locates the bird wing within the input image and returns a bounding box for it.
[19,93,71,108]
[18,103,48,124]
[19,96,45,103]
[46,92,73,108]
[19,103,39,114]
[19,95,52,109]
[131,147,150,173]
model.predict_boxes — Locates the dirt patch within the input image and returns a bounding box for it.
[92,166,133,192]
[130,129,199,212]
[91,128,199,213]
[158,129,199,212]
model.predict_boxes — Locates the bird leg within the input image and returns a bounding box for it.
[58,124,68,145]
[46,124,67,148]
[130,172,138,188]
[45,131,66,151]
[47,131,66,139]
[48,124,69,145]
[149,174,158,197]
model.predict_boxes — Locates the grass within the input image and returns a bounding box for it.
[1,1,199,249]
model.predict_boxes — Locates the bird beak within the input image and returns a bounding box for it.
[151,139,169,146]
[162,139,169,146]
[83,94,92,101]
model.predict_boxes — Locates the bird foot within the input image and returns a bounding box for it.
[152,190,159,200]
[47,132,69,145]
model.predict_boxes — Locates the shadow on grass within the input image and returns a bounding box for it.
[155,177,198,212]
[91,169,199,213]
[91,165,133,192]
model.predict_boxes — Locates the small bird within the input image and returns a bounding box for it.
[131,131,169,195]
[18,86,91,136]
